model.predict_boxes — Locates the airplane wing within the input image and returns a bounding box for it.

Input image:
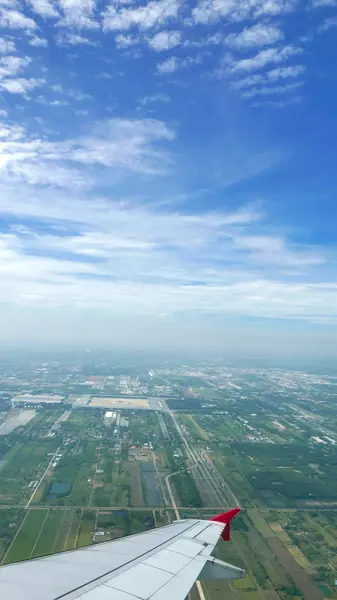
[0,508,244,600]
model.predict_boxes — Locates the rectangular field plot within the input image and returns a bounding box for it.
[3,509,48,564]
[30,510,64,558]
[0,509,24,563]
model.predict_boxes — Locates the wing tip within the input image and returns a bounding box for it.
[210,507,240,541]
[210,507,240,524]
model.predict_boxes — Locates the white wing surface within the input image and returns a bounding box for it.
[0,511,244,600]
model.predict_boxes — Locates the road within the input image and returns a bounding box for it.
[167,406,240,508]
[163,445,206,600]
[164,405,244,600]
[157,412,169,439]
[25,444,63,509]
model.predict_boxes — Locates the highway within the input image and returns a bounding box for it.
[166,406,240,509]
[165,406,241,600]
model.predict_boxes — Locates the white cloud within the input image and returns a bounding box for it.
[27,0,59,18]
[192,0,298,25]
[0,77,46,95]
[230,45,303,72]
[267,65,305,80]
[231,73,265,89]
[183,32,224,47]
[225,24,283,50]
[56,32,97,45]
[0,56,31,78]
[139,93,171,106]
[157,56,179,73]
[0,38,16,53]
[157,54,205,74]
[56,0,99,29]
[232,65,305,89]
[242,81,304,97]
[318,15,337,31]
[0,117,334,326]
[28,36,48,47]
[0,9,37,29]
[232,234,323,266]
[0,118,175,179]
[115,33,140,48]
[0,192,333,324]
[148,30,181,51]
[103,0,180,32]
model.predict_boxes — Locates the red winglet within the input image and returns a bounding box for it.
[210,508,240,541]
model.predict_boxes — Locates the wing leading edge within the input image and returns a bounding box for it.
[0,509,244,600]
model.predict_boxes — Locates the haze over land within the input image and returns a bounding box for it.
[0,0,336,352]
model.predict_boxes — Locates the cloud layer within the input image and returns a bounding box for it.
[0,0,336,349]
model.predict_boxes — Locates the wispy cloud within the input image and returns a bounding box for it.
[252,95,304,108]
[312,0,337,6]
[0,0,334,334]
[103,0,180,32]
[0,186,333,322]
[157,53,205,74]
[138,93,171,107]
[225,24,283,50]
[242,81,304,97]
[56,32,97,46]
[192,0,299,24]
[232,65,305,89]
[230,45,303,72]
[0,118,175,180]
[318,15,337,31]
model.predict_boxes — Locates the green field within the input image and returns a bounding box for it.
[31,510,64,558]
[3,510,48,564]
[1,508,170,565]
[0,441,59,505]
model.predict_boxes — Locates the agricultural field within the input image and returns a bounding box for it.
[0,440,60,505]
[0,360,337,600]
[0,508,170,565]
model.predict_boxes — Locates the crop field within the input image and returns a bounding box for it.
[0,508,171,565]
[0,440,60,505]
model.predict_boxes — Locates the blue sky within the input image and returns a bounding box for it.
[0,0,336,352]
